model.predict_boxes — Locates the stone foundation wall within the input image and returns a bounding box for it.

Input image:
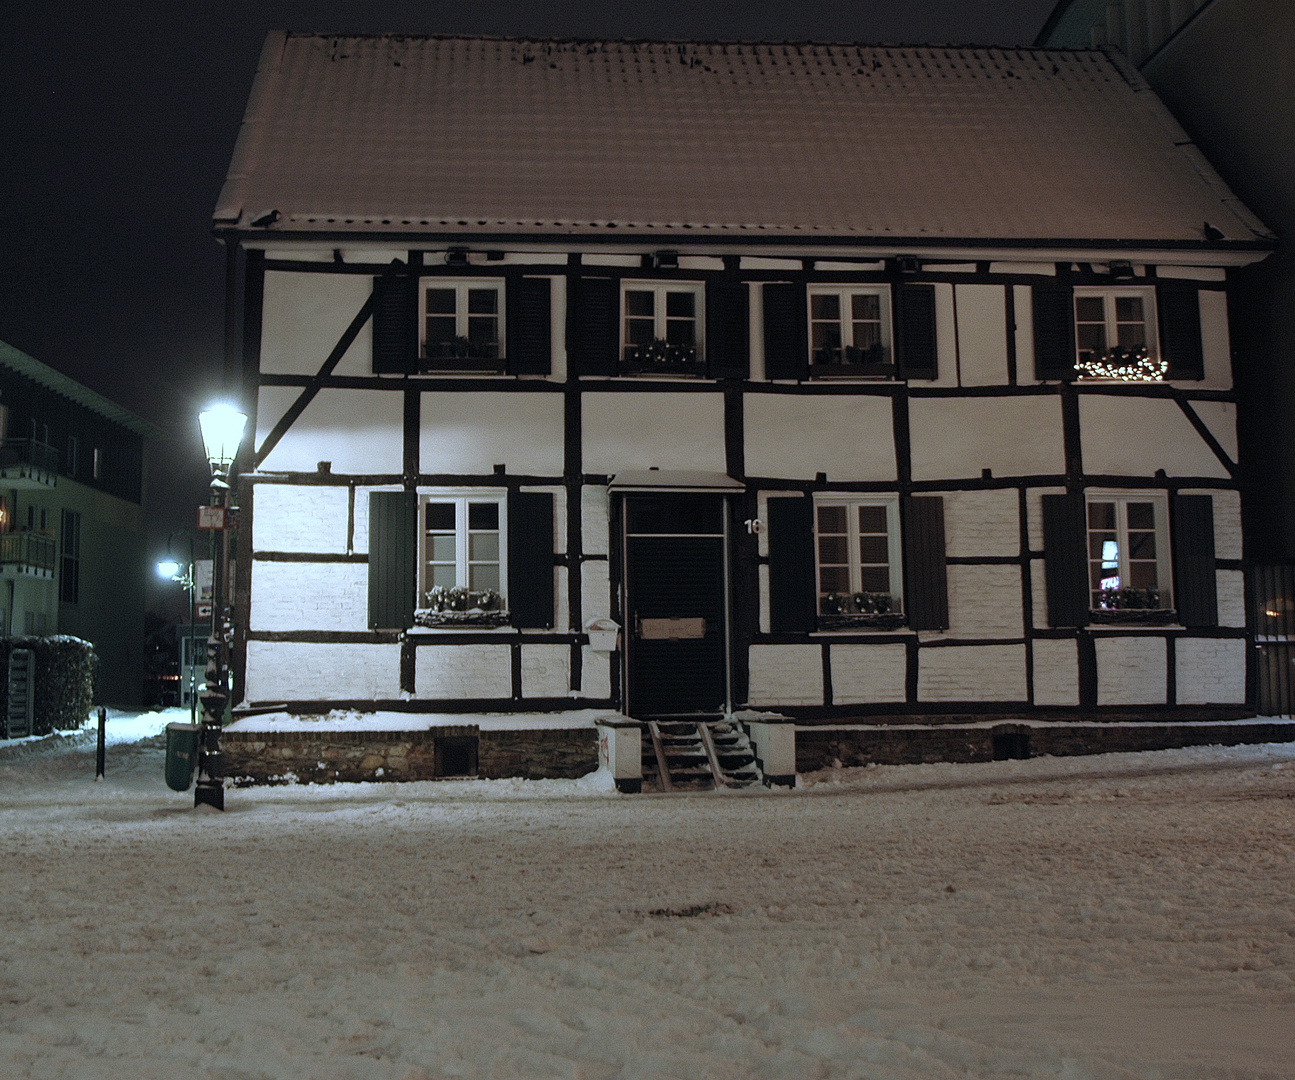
[223,726,597,785]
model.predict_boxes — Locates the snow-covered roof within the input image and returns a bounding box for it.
[215,32,1270,247]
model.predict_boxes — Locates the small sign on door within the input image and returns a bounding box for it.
[638,617,706,640]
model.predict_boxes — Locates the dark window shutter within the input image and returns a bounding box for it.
[1158,283,1204,380]
[762,282,808,380]
[569,276,619,376]
[767,497,816,632]
[1033,284,1076,381]
[895,284,938,380]
[1172,494,1217,627]
[371,272,418,374]
[902,496,949,630]
[368,491,417,629]
[706,280,750,379]
[508,491,555,628]
[507,276,552,375]
[1042,493,1088,626]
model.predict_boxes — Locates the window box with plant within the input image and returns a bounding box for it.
[414,586,510,628]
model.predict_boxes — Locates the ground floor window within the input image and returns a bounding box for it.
[814,496,902,619]
[59,509,80,604]
[420,493,507,619]
[1087,494,1170,611]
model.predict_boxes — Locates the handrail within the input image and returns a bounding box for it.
[0,438,58,473]
[0,531,57,570]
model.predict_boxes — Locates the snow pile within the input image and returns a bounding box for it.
[2,726,1293,1079]
[226,708,611,733]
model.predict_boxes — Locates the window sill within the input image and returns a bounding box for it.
[407,624,517,636]
[414,609,511,629]
[809,363,897,380]
[417,355,507,375]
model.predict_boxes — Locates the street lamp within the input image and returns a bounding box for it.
[195,403,247,811]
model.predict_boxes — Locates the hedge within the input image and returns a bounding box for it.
[0,636,97,736]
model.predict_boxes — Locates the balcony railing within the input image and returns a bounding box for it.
[0,439,58,475]
[0,531,57,572]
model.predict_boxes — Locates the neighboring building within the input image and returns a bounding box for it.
[0,339,154,706]
[213,35,1276,775]
[1037,0,1293,704]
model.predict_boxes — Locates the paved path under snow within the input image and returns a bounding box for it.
[1,724,1293,1079]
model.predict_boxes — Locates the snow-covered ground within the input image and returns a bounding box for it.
[2,714,1293,1079]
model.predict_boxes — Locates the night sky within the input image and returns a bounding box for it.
[0,0,1059,608]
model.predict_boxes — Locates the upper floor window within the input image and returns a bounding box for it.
[620,281,705,375]
[66,436,78,479]
[420,494,508,623]
[808,285,893,376]
[1087,494,1171,613]
[814,496,903,625]
[1074,287,1163,380]
[420,280,505,369]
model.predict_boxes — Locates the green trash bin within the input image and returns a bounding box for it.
[165,722,200,792]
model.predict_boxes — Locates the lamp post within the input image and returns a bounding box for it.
[156,531,198,724]
[195,403,247,811]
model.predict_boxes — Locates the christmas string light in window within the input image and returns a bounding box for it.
[1077,345,1168,382]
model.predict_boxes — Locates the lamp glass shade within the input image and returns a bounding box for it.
[199,404,247,471]
[157,560,182,579]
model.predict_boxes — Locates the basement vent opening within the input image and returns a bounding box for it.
[992,730,1031,761]
[437,735,479,778]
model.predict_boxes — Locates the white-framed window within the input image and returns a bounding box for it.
[1086,493,1171,611]
[808,284,892,371]
[620,281,705,367]
[1074,287,1162,379]
[420,492,507,607]
[814,496,903,617]
[420,279,505,362]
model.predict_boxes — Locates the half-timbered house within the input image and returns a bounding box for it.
[215,34,1278,783]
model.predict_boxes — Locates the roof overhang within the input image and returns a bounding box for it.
[609,470,745,493]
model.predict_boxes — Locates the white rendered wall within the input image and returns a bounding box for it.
[415,645,512,699]
[420,392,564,476]
[580,646,611,699]
[252,484,348,553]
[1096,637,1167,705]
[350,486,400,555]
[260,271,373,378]
[1079,397,1231,478]
[522,644,570,698]
[1013,284,1036,384]
[1217,570,1246,628]
[939,489,1020,558]
[744,395,896,481]
[1032,639,1079,706]
[1176,638,1246,704]
[257,388,403,474]
[747,645,823,706]
[945,564,1024,638]
[581,560,611,622]
[830,644,907,704]
[1195,289,1232,389]
[909,397,1065,481]
[955,284,1010,386]
[582,485,610,555]
[250,563,368,633]
[244,642,400,702]
[917,644,1027,702]
[582,393,727,474]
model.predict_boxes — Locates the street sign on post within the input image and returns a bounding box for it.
[197,506,227,530]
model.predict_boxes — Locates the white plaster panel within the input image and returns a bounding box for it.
[1030,559,1051,631]
[758,564,771,634]
[582,484,610,556]
[1175,638,1246,705]
[1217,569,1246,628]
[257,388,403,474]
[1095,636,1167,705]
[939,489,1020,557]
[582,393,726,474]
[260,271,373,377]
[930,283,959,387]
[1157,266,1226,281]
[748,282,765,382]
[549,275,567,382]
[554,567,570,634]
[1190,401,1238,464]
[252,483,349,554]
[1013,284,1036,384]
[909,397,1065,481]
[955,284,1009,386]
[522,644,571,698]
[830,644,907,704]
[744,395,895,481]
[747,644,823,706]
[1079,397,1230,478]
[580,647,612,698]
[244,642,399,703]
[992,263,1056,276]
[421,392,564,476]
[946,564,1024,638]
[917,644,1027,702]
[1032,638,1079,706]
[1026,487,1067,552]
[1177,488,1242,561]
[1197,289,1232,388]
[349,486,401,555]
[415,645,512,699]
[250,562,369,632]
[581,559,611,622]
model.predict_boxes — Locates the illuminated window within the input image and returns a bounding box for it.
[1087,495,1171,610]
[814,497,902,618]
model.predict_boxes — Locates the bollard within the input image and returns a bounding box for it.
[95,706,106,780]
